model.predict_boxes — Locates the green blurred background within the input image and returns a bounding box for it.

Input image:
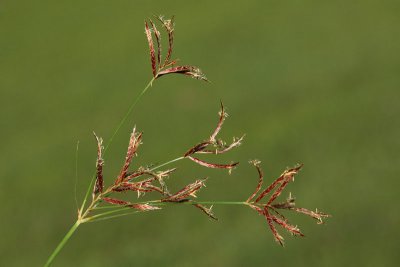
[1,0,399,266]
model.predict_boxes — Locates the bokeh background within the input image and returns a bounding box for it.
[1,0,399,266]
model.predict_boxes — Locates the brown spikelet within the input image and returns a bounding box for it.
[157,15,174,67]
[103,197,129,206]
[197,135,245,155]
[113,181,153,193]
[103,197,160,211]
[145,21,156,77]
[149,19,161,65]
[193,204,218,220]
[271,215,304,237]
[290,207,331,224]
[246,160,263,203]
[210,101,227,142]
[116,127,143,185]
[264,207,284,246]
[162,59,178,68]
[184,141,211,157]
[157,65,208,81]
[255,164,303,203]
[162,179,207,202]
[129,203,161,211]
[93,132,104,196]
[187,156,239,170]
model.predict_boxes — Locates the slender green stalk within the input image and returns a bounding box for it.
[88,210,141,223]
[150,156,184,171]
[44,221,81,267]
[104,77,155,153]
[78,77,155,217]
[45,78,154,266]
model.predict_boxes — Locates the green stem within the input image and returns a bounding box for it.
[79,77,155,216]
[88,210,141,223]
[46,78,155,266]
[150,156,184,172]
[191,201,247,205]
[44,221,81,267]
[104,77,155,153]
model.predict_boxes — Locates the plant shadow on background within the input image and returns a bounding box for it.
[0,1,399,267]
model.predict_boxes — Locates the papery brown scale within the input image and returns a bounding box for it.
[267,166,303,205]
[150,20,161,65]
[157,65,194,77]
[102,197,129,206]
[184,141,211,157]
[116,129,142,185]
[210,102,226,142]
[143,184,165,194]
[145,21,157,77]
[198,135,244,155]
[255,165,303,203]
[113,181,153,193]
[93,132,104,195]
[193,204,218,220]
[255,174,286,203]
[161,16,174,66]
[246,161,263,203]
[187,156,239,169]
[248,204,264,215]
[271,197,296,209]
[162,179,206,202]
[158,168,177,177]
[267,178,292,205]
[264,207,284,246]
[290,207,330,224]
[163,59,178,68]
[129,203,161,211]
[125,169,174,186]
[271,215,304,237]
[269,207,289,222]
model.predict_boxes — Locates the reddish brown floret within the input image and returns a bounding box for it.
[129,203,161,211]
[255,164,303,203]
[93,132,104,196]
[149,20,161,65]
[103,197,129,206]
[187,156,239,170]
[162,179,207,202]
[145,21,156,77]
[210,102,226,142]
[156,15,174,67]
[246,160,263,203]
[116,127,143,185]
[193,204,218,220]
[184,141,212,157]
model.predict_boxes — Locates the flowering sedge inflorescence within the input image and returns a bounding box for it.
[84,16,330,245]
[44,16,331,267]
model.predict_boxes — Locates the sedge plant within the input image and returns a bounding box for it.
[44,16,330,266]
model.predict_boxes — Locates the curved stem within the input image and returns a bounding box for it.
[44,221,81,267]
[104,77,155,153]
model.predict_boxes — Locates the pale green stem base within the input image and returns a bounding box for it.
[45,78,154,266]
[44,221,81,267]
